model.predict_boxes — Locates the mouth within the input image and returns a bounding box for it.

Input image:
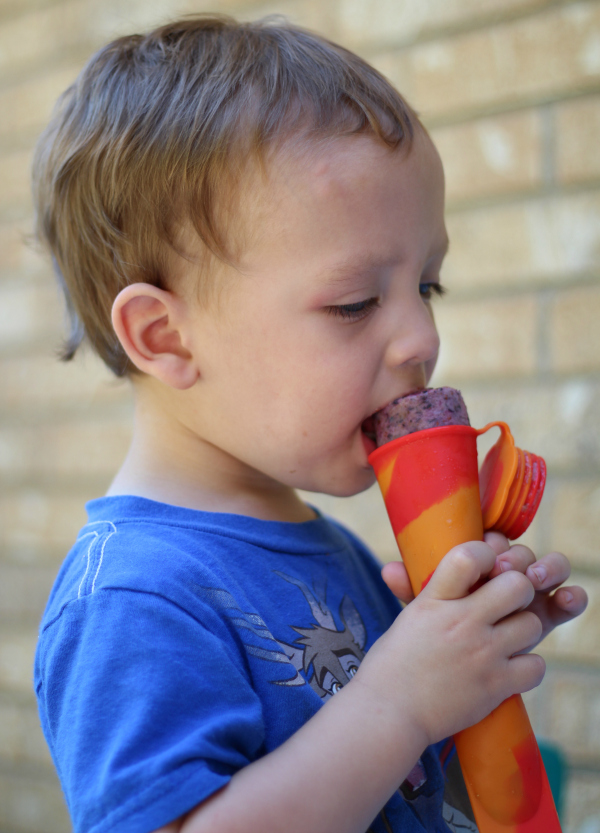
[361,414,377,443]
[361,387,429,449]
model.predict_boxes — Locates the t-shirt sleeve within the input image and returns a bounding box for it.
[36,588,265,833]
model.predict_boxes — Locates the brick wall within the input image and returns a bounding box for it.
[0,1,598,830]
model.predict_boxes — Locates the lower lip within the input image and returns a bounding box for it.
[361,432,377,458]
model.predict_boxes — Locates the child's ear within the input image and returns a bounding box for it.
[111,284,199,389]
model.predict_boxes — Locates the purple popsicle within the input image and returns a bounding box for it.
[372,387,470,447]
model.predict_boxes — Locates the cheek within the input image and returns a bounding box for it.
[424,309,440,381]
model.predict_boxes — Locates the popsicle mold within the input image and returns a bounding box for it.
[368,390,559,832]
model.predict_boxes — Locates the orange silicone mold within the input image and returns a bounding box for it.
[477,422,546,540]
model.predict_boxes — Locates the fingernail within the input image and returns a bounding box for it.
[531,565,547,584]
[562,590,574,605]
[499,559,511,573]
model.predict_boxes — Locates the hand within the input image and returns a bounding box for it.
[359,541,546,746]
[484,531,588,645]
[381,532,588,648]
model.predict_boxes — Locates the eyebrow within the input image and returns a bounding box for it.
[318,255,400,287]
[319,238,450,287]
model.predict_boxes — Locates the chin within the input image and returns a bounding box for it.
[306,469,377,499]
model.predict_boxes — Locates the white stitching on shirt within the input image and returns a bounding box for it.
[77,532,97,599]
[92,523,116,593]
[76,522,117,597]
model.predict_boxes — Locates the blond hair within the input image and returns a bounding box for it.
[32,15,415,376]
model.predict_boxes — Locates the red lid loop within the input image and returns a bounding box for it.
[478,422,546,539]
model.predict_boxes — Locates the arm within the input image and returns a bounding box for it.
[156,541,545,833]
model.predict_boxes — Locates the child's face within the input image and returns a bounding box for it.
[180,129,447,498]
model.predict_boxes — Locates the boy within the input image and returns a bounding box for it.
[32,15,587,833]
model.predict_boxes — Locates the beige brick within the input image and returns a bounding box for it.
[0,1,90,79]
[0,65,81,139]
[432,110,544,203]
[563,771,600,833]
[0,279,63,351]
[0,0,210,80]
[444,378,600,472]
[520,664,560,737]
[0,415,132,481]
[0,0,324,83]
[0,0,43,10]
[372,50,415,102]
[87,0,220,46]
[0,628,37,694]
[0,219,46,279]
[0,491,88,564]
[376,3,600,119]
[0,770,70,833]
[0,702,52,767]
[0,148,34,215]
[550,480,600,569]
[340,0,549,48]
[556,94,600,184]
[0,0,56,11]
[0,563,60,622]
[549,284,600,373]
[0,352,130,412]
[443,191,600,291]
[539,571,600,663]
[434,294,538,380]
[242,0,337,33]
[544,672,600,763]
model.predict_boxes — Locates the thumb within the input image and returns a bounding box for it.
[424,541,497,601]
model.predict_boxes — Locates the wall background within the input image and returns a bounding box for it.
[0,0,599,830]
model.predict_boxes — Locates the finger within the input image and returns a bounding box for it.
[483,530,511,557]
[536,585,589,630]
[506,652,546,695]
[425,542,497,601]
[381,561,415,604]
[494,610,543,657]
[525,551,570,592]
[553,585,588,617]
[474,570,535,623]
[488,543,535,580]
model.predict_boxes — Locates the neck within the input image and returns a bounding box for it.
[107,386,315,523]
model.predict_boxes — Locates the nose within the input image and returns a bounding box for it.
[384,299,440,375]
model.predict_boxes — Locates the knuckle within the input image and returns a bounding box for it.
[524,611,543,640]
[532,654,546,683]
[525,655,546,690]
[516,655,546,695]
[503,570,520,588]
[449,545,476,572]
[515,545,535,567]
[451,541,493,568]
[484,530,509,550]
[516,544,534,560]
[504,569,533,598]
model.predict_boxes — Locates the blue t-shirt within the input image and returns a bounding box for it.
[35,496,477,833]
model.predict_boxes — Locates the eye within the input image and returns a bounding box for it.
[326,297,380,321]
[419,282,447,302]
[330,681,343,695]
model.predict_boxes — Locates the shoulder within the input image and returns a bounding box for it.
[38,496,264,634]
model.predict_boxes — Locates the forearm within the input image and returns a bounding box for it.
[178,676,427,833]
